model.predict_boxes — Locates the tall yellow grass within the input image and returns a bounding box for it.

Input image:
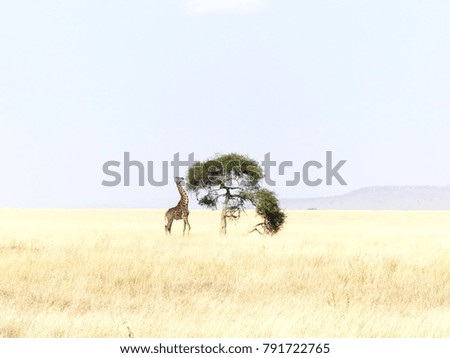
[0,209,449,337]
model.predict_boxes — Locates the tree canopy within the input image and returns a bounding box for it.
[250,189,286,235]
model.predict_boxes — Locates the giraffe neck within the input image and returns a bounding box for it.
[176,182,189,207]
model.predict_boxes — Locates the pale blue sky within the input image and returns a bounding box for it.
[1,0,449,207]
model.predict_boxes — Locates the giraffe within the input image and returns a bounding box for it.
[165,177,191,235]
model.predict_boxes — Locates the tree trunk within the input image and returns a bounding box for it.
[220,194,230,235]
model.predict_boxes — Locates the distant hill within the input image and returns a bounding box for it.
[281,186,450,210]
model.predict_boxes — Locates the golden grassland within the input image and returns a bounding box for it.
[0,209,449,338]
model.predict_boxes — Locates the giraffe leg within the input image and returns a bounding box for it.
[186,218,191,235]
[165,217,174,235]
[183,217,191,236]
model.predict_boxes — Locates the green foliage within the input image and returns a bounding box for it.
[187,153,263,209]
[252,189,286,235]
[188,153,262,187]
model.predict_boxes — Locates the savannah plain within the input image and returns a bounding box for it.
[0,209,449,338]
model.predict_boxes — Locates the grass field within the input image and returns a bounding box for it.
[0,209,449,338]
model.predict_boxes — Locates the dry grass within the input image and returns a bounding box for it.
[0,209,449,338]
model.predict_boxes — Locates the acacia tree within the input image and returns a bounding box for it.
[249,189,286,235]
[187,153,285,235]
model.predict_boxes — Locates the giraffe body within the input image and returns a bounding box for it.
[165,177,191,235]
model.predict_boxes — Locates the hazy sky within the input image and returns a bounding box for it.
[1,0,449,207]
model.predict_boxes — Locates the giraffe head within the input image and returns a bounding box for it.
[174,176,185,185]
